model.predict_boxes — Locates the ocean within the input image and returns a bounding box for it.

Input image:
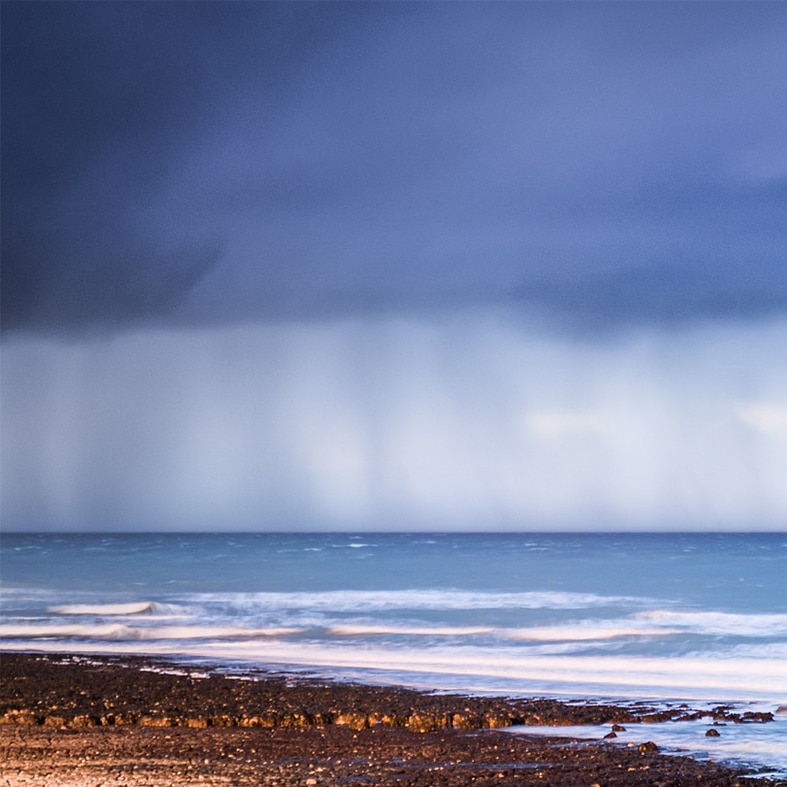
[1,531,786,777]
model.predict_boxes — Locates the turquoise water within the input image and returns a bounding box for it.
[2,532,786,776]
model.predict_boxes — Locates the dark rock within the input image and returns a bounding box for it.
[706,728,721,737]
[1,654,782,787]
[638,741,659,754]
[740,711,774,723]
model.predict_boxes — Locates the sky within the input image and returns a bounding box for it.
[2,1,786,532]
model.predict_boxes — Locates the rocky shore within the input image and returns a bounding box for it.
[1,652,783,786]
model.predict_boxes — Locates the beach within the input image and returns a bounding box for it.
[3,533,787,782]
[1,653,784,786]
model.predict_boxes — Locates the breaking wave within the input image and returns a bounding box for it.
[635,610,787,637]
[48,601,159,616]
[189,589,651,612]
[0,623,303,641]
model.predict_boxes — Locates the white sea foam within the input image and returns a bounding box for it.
[48,601,158,616]
[505,717,787,779]
[636,610,787,637]
[506,624,683,641]
[3,637,783,704]
[189,589,649,612]
[0,623,303,640]
[328,624,494,637]
[0,623,141,640]
[193,644,787,702]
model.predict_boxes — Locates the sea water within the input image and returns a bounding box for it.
[1,532,786,777]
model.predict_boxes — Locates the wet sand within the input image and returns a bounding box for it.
[1,653,783,786]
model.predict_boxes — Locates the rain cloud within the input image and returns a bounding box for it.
[2,2,786,531]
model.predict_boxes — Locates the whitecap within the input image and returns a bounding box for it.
[0,622,303,641]
[635,610,787,637]
[186,589,652,613]
[506,624,683,641]
[328,624,493,637]
[48,601,158,616]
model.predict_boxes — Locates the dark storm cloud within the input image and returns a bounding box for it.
[2,1,786,335]
[1,1,363,331]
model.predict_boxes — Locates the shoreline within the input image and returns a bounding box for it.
[1,652,784,786]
